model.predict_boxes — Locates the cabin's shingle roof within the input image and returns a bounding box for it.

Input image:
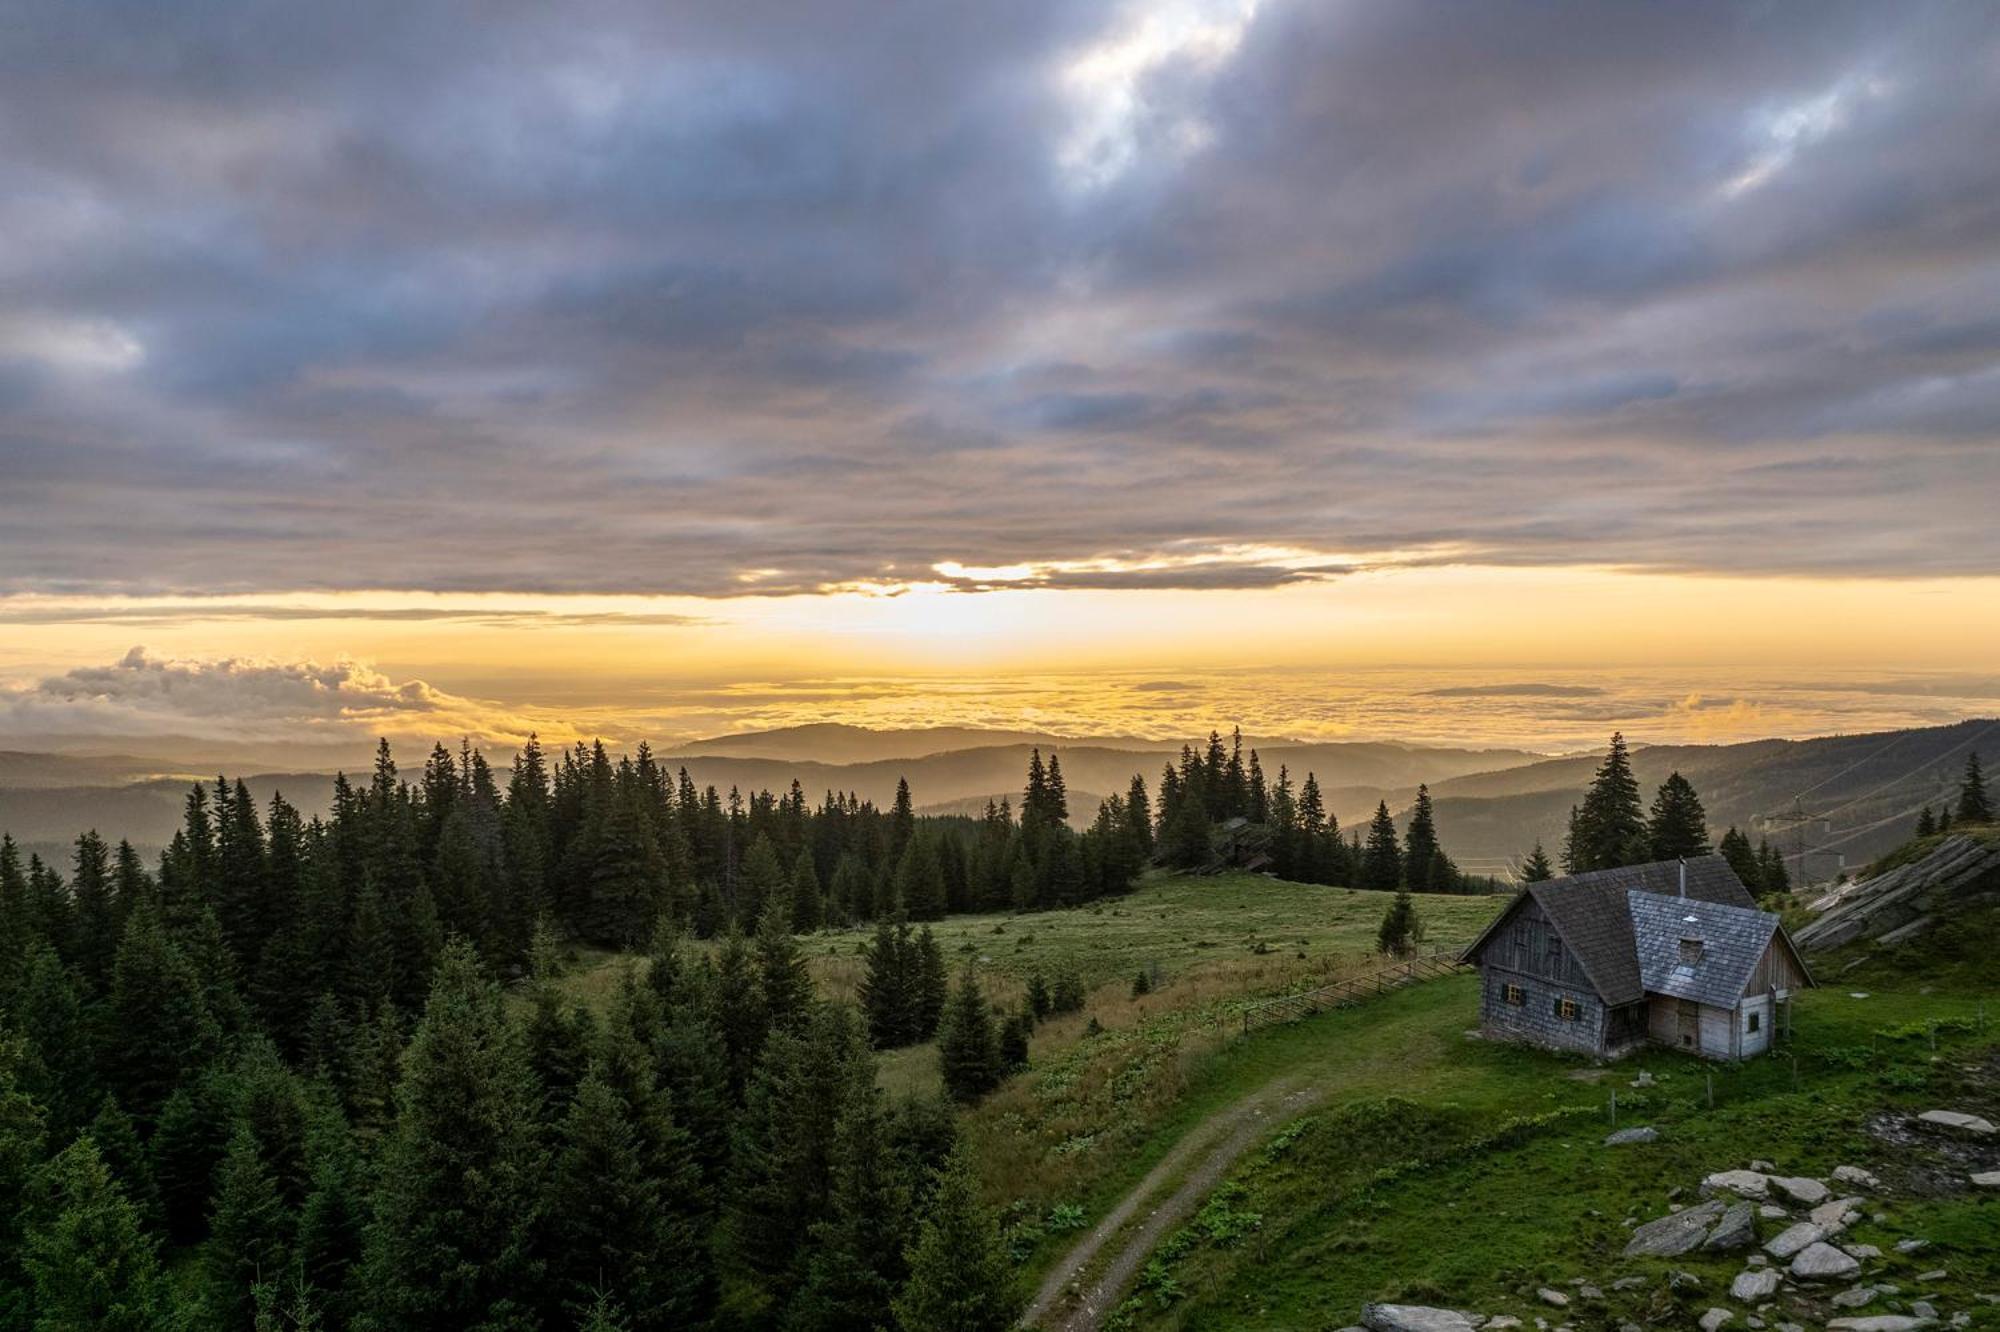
[1460,855,1771,1007]
[1627,890,1778,1008]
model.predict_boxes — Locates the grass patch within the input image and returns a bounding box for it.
[1105,984,2000,1330]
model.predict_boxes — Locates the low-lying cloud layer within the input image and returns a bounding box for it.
[1,647,537,745]
[3,2,1998,596]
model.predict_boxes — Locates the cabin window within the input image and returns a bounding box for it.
[1746,1011,1761,1034]
[1503,983,1525,1007]
[1679,938,1704,964]
[1554,996,1580,1021]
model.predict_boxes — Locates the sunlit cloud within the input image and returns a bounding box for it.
[0,313,145,371]
[1056,0,1263,190]
[1720,72,1891,199]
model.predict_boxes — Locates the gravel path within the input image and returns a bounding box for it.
[1022,1076,1322,1331]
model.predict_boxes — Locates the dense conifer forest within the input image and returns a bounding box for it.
[0,727,1500,1329]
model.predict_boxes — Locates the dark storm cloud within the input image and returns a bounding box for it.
[3,0,1998,598]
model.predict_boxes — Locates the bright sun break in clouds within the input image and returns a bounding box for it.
[1058,0,1263,189]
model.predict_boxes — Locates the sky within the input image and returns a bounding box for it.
[3,1,1998,754]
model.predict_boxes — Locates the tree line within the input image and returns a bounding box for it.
[1152,729,1484,893]
[0,738,1158,1331]
[1515,732,1791,897]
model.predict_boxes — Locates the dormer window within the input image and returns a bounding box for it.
[1679,938,1704,965]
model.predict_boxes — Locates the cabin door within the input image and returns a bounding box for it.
[1676,1000,1699,1052]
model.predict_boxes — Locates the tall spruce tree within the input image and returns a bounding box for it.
[787,1076,912,1332]
[1519,842,1554,882]
[358,940,543,1330]
[892,1147,1020,1332]
[1646,771,1712,860]
[936,970,1002,1104]
[22,1135,169,1332]
[1360,802,1402,891]
[1401,786,1442,892]
[1958,751,1992,824]
[1568,733,1648,871]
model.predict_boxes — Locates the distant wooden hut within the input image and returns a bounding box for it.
[1458,855,1813,1061]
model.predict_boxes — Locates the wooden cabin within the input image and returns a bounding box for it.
[1459,855,1813,1061]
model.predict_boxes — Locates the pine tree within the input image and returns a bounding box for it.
[545,1070,709,1330]
[1123,774,1153,860]
[1757,840,1791,896]
[755,898,815,1034]
[936,970,1002,1104]
[710,928,767,1096]
[1916,805,1936,838]
[1569,733,1648,871]
[22,1135,170,1332]
[0,1036,49,1310]
[205,1123,291,1330]
[88,1094,160,1235]
[104,904,218,1124]
[1717,825,1760,891]
[358,940,543,1329]
[69,830,119,994]
[737,834,788,932]
[859,919,915,1049]
[1958,751,1992,825]
[790,848,824,932]
[1360,802,1402,891]
[892,1147,1020,1332]
[1519,842,1554,882]
[1401,786,1441,892]
[1025,972,1052,1022]
[1376,890,1417,956]
[893,834,947,921]
[1646,771,1711,860]
[727,1007,869,1309]
[787,1077,912,1332]
[890,778,916,863]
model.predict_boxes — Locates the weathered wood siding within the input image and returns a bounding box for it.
[1743,937,1806,997]
[1474,900,1608,1054]
[1739,994,1774,1057]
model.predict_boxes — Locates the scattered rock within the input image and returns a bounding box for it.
[1770,1176,1830,1205]
[1895,1239,1930,1255]
[1845,1245,1884,1260]
[1916,1269,1947,1283]
[1700,1308,1734,1332]
[1630,1071,1654,1088]
[1831,1285,1880,1309]
[1826,1318,1937,1332]
[1834,1165,1880,1190]
[1911,1302,1938,1321]
[1765,1222,1825,1259]
[1671,1271,1705,1292]
[1732,1269,1781,1301]
[1484,1320,1522,1330]
[1623,1200,1726,1257]
[1538,1289,1569,1308]
[1971,1170,2000,1189]
[1361,1304,1481,1332]
[1705,1170,1772,1199]
[1747,1255,1768,1267]
[1751,1159,1777,1171]
[1577,1285,1601,1301]
[1812,1198,1862,1230]
[1704,1202,1758,1252]
[1792,1242,1863,1280]
[1609,1277,1647,1292]
[1759,1205,1791,1220]
[1917,1110,1995,1136]
[1605,1126,1659,1146]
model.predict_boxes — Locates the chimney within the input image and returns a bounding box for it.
[1678,857,1687,899]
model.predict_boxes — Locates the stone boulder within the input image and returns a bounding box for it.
[1703,1170,1771,1199]
[1702,1202,1757,1252]
[1731,1269,1781,1301]
[1971,1170,2000,1189]
[1791,1242,1862,1280]
[1360,1304,1481,1332]
[1833,1165,1880,1190]
[1811,1197,1862,1230]
[1765,1222,1824,1259]
[1622,1200,1726,1258]
[1917,1109,1995,1136]
[1825,1318,1937,1332]
[1699,1309,1733,1332]
[1769,1176,1830,1205]
[1605,1126,1659,1146]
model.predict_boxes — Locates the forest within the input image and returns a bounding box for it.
[0,722,1516,1330]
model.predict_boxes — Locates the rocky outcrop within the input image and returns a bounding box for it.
[1623,1200,1727,1257]
[1796,835,2000,952]
[1359,1304,1480,1332]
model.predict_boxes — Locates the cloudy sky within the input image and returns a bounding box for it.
[3,1,1998,749]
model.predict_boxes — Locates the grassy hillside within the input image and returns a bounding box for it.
[1107,979,1998,1330]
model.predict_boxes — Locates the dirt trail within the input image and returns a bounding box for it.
[1022,1076,1323,1332]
